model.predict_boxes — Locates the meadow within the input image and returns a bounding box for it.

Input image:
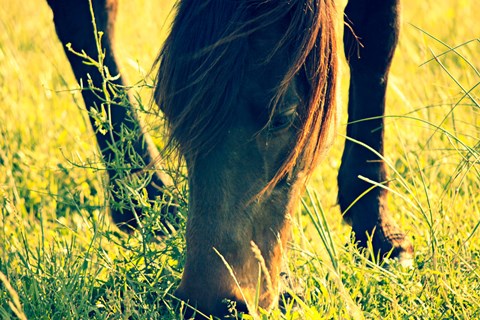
[0,0,479,319]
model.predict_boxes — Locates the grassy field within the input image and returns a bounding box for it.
[0,0,479,319]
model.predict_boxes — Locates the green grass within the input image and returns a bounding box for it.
[0,0,479,319]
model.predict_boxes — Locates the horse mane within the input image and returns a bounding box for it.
[154,0,338,192]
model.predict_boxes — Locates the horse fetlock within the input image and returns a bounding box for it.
[352,216,414,265]
[338,166,413,263]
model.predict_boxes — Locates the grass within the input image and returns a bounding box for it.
[0,0,479,319]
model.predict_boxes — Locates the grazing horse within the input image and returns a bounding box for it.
[46,0,414,318]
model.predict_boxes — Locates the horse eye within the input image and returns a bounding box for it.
[269,107,297,132]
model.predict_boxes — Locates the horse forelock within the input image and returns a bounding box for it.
[265,0,339,193]
[154,0,338,189]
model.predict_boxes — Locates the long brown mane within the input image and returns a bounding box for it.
[154,0,338,190]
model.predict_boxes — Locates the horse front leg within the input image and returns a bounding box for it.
[46,0,176,233]
[339,0,413,263]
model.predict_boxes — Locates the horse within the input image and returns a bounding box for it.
[46,0,414,318]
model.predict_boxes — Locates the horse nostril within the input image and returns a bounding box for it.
[221,298,249,318]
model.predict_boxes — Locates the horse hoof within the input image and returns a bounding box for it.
[386,235,414,266]
[395,247,414,268]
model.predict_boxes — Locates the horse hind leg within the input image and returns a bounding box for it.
[46,0,176,234]
[339,0,413,264]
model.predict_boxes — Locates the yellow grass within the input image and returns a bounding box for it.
[0,1,478,319]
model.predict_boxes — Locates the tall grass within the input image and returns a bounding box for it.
[0,0,479,319]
